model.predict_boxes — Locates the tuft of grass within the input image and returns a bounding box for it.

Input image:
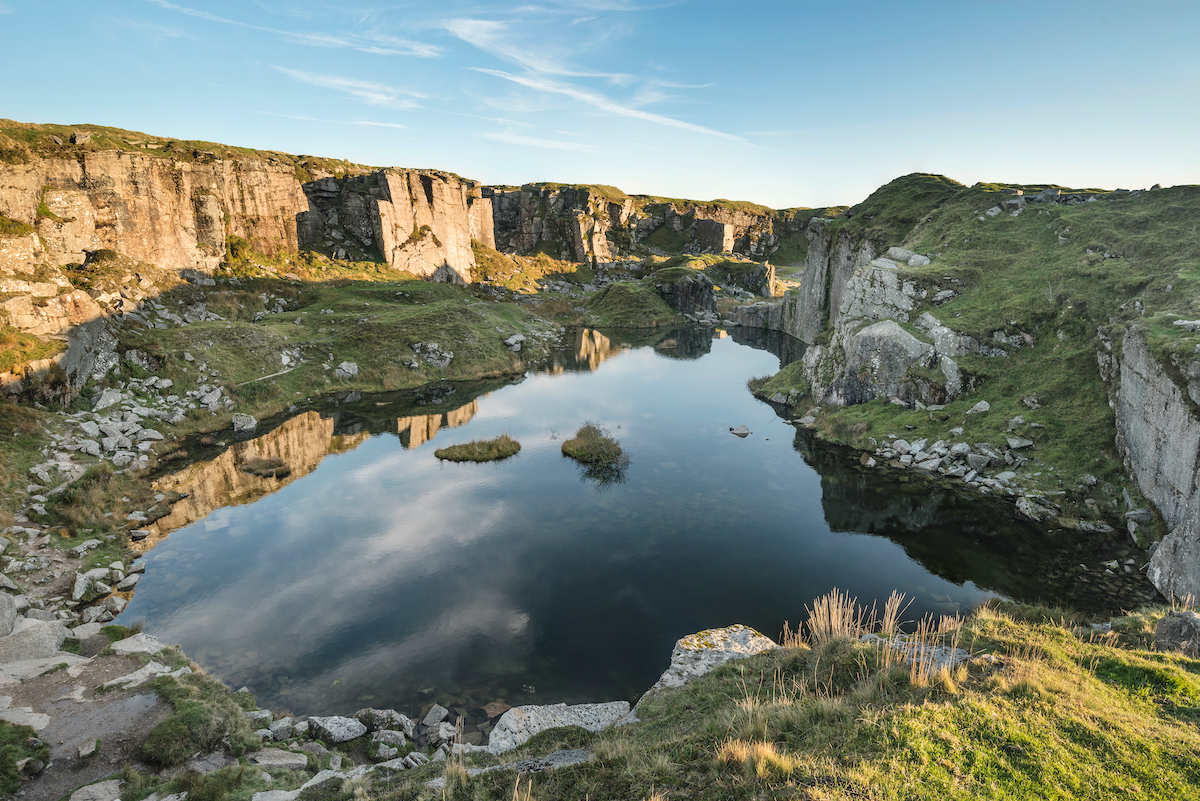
[142,670,260,766]
[561,422,630,490]
[0,214,35,239]
[434,434,521,462]
[0,721,50,794]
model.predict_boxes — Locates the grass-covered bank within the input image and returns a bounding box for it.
[14,596,1199,801]
[120,595,1190,801]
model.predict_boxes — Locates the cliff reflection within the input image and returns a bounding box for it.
[145,398,480,550]
[790,428,1156,613]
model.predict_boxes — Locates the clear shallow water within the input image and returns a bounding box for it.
[123,328,1153,721]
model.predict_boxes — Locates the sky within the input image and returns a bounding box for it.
[1,0,1198,208]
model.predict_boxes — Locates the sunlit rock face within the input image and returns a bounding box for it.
[299,170,491,284]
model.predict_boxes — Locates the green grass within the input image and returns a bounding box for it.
[0,720,50,794]
[143,667,261,766]
[561,422,630,488]
[0,118,376,179]
[0,213,34,238]
[585,282,678,328]
[0,325,67,373]
[319,599,1200,801]
[434,434,521,462]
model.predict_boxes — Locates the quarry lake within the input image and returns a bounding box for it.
[122,328,1151,719]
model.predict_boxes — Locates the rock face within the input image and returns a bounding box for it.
[0,151,310,273]
[1112,330,1200,598]
[490,184,802,264]
[487,701,630,754]
[299,170,492,284]
[647,268,717,316]
[789,217,878,344]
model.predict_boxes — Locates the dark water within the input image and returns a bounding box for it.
[122,327,1154,721]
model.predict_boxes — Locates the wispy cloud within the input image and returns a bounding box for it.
[254,111,408,129]
[445,18,630,81]
[0,2,13,12]
[480,129,599,152]
[274,67,424,110]
[145,0,441,57]
[472,69,747,143]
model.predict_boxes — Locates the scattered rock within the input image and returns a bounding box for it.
[966,400,990,415]
[645,624,779,695]
[232,414,258,433]
[109,632,166,655]
[729,425,750,438]
[250,748,309,771]
[70,779,121,801]
[333,362,359,380]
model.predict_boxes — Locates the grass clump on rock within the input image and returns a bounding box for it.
[435,434,522,463]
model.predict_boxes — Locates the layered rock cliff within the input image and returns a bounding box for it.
[490,183,810,265]
[299,170,492,284]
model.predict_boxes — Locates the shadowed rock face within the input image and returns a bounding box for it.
[1116,330,1200,598]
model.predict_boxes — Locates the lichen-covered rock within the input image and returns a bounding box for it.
[355,707,416,737]
[647,624,779,694]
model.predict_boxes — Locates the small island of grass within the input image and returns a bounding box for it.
[562,422,630,488]
[434,434,521,462]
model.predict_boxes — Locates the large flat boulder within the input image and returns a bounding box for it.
[308,715,366,743]
[249,748,309,771]
[0,618,66,663]
[487,701,629,754]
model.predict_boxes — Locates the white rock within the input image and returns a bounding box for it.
[0,618,66,662]
[966,400,991,414]
[250,748,308,771]
[232,414,258,433]
[92,389,123,412]
[420,703,449,727]
[109,632,166,655]
[488,701,630,754]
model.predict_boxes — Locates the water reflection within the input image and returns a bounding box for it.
[122,328,1154,724]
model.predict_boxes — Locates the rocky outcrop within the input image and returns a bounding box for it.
[491,186,625,264]
[1112,330,1200,599]
[646,268,717,317]
[790,217,878,344]
[299,170,492,284]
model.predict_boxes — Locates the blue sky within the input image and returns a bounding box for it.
[2,0,1197,208]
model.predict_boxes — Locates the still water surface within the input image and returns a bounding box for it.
[122,328,1151,718]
